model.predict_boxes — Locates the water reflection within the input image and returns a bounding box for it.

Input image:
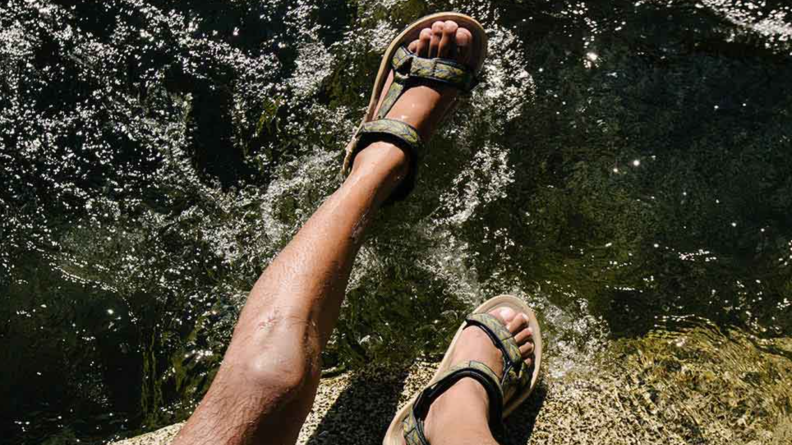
[1,0,791,443]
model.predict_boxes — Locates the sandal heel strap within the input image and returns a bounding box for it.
[357,118,423,155]
[403,361,504,445]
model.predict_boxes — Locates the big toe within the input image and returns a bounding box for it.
[488,307,528,336]
[492,308,534,363]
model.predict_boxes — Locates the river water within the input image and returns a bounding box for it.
[2,0,791,443]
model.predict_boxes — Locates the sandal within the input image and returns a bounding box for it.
[383,295,543,445]
[340,12,488,204]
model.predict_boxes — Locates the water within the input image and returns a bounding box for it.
[1,0,791,443]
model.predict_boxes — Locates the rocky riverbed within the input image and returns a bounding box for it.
[114,321,792,445]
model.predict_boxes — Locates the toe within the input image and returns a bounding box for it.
[429,21,444,58]
[496,307,516,324]
[520,341,535,359]
[417,28,432,57]
[513,326,533,346]
[506,311,529,334]
[438,20,458,58]
[455,27,472,66]
[407,38,419,53]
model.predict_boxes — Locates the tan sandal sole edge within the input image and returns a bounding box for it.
[343,12,489,168]
[382,294,543,445]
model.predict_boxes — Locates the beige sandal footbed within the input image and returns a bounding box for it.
[382,294,543,445]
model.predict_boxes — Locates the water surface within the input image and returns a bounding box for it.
[2,0,792,443]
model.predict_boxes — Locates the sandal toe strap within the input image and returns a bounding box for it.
[393,46,478,91]
[377,46,478,121]
[465,313,531,397]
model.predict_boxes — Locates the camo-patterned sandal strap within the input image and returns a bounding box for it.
[376,46,479,121]
[342,118,423,203]
[402,361,504,445]
[465,313,531,399]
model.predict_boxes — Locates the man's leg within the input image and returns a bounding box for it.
[173,19,482,445]
[172,141,408,445]
[422,380,501,445]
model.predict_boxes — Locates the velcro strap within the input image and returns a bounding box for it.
[375,72,409,120]
[341,118,423,205]
[392,46,478,92]
[392,46,413,71]
[356,118,423,159]
[410,57,477,91]
[402,409,429,445]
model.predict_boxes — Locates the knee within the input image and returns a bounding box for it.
[231,321,321,402]
[223,308,322,402]
[242,352,317,401]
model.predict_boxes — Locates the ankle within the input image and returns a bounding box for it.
[346,141,410,203]
[349,141,409,176]
[424,379,491,443]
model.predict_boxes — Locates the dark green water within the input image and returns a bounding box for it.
[2,0,792,443]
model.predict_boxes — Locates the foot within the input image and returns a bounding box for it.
[378,20,474,141]
[348,20,475,200]
[414,308,535,444]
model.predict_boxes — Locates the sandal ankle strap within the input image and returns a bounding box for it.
[402,360,504,445]
[341,118,423,204]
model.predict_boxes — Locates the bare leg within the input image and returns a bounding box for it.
[172,141,408,445]
[173,19,477,445]
[423,380,500,445]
